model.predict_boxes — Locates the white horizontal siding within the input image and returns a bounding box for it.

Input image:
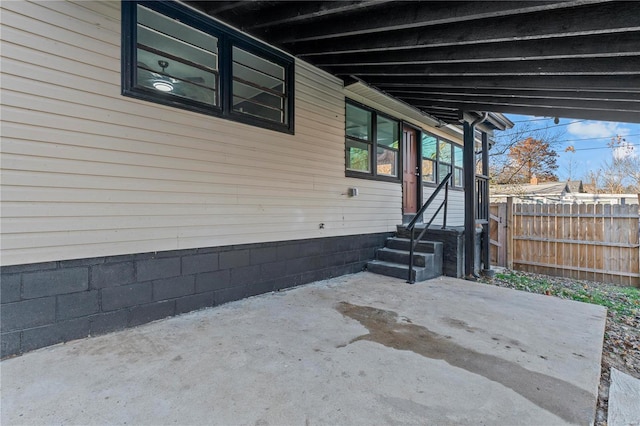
[0,1,403,266]
[422,189,466,227]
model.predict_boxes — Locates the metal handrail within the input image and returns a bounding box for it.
[406,171,452,284]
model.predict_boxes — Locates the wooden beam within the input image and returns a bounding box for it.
[232,1,395,31]
[384,88,640,102]
[408,97,640,114]
[289,2,640,55]
[394,94,640,111]
[311,32,640,66]
[269,1,585,43]
[328,56,640,76]
[364,75,640,91]
[411,101,640,123]
[419,110,460,121]
[191,1,247,15]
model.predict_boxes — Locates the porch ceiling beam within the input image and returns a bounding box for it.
[246,1,396,30]
[410,101,640,123]
[383,89,640,102]
[193,1,395,32]
[266,1,582,43]
[199,2,249,15]
[365,75,640,91]
[196,1,639,125]
[287,2,639,56]
[399,95,638,112]
[311,32,640,67]
[328,56,640,76]
[418,109,460,120]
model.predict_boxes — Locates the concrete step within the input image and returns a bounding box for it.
[384,238,443,277]
[376,247,429,268]
[385,237,441,254]
[366,260,440,282]
[396,225,452,240]
[365,235,444,283]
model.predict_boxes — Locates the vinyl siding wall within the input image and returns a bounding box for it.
[1,0,404,266]
[421,190,465,227]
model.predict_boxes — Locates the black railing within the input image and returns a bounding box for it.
[406,172,452,284]
[476,174,489,224]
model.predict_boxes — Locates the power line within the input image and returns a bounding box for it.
[495,119,589,135]
[496,132,639,145]
[560,133,640,143]
[567,143,639,152]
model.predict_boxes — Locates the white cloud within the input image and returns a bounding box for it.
[612,142,636,160]
[567,121,632,139]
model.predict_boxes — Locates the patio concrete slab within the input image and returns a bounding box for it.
[608,368,640,426]
[1,272,606,425]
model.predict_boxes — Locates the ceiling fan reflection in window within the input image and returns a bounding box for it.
[137,59,205,93]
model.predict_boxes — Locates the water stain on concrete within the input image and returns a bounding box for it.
[443,317,481,333]
[335,302,593,425]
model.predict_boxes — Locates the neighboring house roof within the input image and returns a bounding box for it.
[491,180,586,198]
[566,180,585,193]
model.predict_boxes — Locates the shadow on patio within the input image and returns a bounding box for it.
[1,272,605,425]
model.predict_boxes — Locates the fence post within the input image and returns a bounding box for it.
[506,196,514,269]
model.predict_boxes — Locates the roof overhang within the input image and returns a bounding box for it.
[186,0,640,124]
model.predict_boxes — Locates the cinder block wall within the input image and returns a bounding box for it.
[1,233,390,358]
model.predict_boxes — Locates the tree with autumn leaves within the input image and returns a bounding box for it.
[492,137,559,184]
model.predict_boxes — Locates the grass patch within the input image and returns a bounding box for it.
[490,271,640,321]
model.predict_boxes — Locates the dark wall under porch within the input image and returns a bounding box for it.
[0,233,391,358]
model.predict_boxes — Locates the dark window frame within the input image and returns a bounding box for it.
[420,132,438,185]
[345,100,401,183]
[421,131,464,191]
[122,0,295,134]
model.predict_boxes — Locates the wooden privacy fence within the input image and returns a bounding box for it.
[490,200,640,287]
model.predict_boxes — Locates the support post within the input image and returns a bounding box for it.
[481,131,490,273]
[463,121,476,278]
[506,196,514,269]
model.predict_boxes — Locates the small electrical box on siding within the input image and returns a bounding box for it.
[348,187,359,197]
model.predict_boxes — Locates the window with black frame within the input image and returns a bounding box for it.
[421,134,437,184]
[376,115,399,177]
[438,140,453,184]
[453,144,464,187]
[421,132,463,189]
[232,46,288,125]
[122,1,294,133]
[135,4,219,107]
[345,101,400,181]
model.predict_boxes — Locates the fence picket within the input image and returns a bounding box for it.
[595,204,604,283]
[489,201,639,287]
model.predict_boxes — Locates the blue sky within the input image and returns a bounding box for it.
[502,114,640,181]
